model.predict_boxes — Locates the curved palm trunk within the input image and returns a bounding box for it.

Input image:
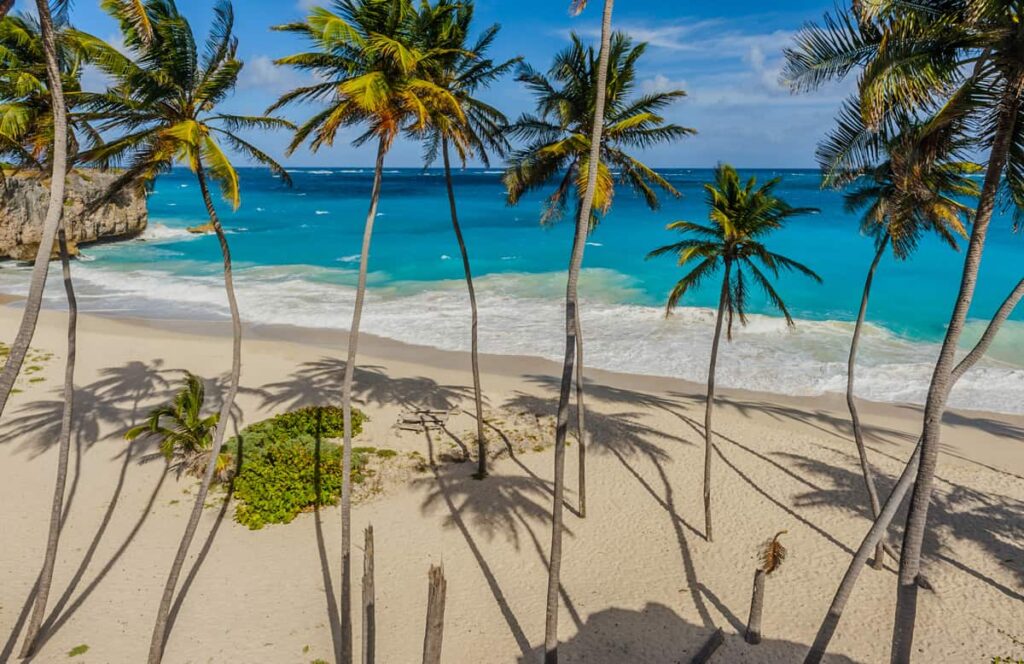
[0,0,14,20]
[702,260,731,543]
[847,234,889,570]
[18,229,76,658]
[574,319,586,518]
[146,158,242,664]
[0,0,69,420]
[805,276,1024,664]
[441,138,486,478]
[890,96,1019,664]
[543,1,614,661]
[340,137,387,664]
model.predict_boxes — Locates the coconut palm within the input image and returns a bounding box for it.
[0,12,97,171]
[0,1,72,419]
[819,97,979,570]
[784,3,1024,658]
[2,8,68,656]
[125,372,231,481]
[648,164,821,543]
[270,2,460,660]
[415,0,517,479]
[505,29,692,528]
[71,1,291,661]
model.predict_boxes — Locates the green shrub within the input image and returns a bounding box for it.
[235,405,366,446]
[229,406,370,530]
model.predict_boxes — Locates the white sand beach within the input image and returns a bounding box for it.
[1,304,1022,663]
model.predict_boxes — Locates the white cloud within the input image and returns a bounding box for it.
[238,55,308,93]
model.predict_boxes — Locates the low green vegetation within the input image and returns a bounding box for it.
[228,406,378,530]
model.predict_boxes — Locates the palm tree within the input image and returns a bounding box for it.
[802,275,1024,664]
[0,0,71,418]
[270,2,459,660]
[505,29,691,522]
[125,372,230,481]
[537,0,616,659]
[784,3,1024,658]
[0,12,97,171]
[648,164,821,543]
[71,2,291,661]
[416,0,518,479]
[818,98,979,570]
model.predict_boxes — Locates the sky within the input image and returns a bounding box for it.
[55,0,851,168]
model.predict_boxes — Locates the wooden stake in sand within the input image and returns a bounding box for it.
[362,525,375,664]
[422,564,447,664]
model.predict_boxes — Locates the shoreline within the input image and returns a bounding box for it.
[5,300,1022,473]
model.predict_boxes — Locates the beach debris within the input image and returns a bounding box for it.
[746,530,788,645]
[394,407,459,433]
[421,564,447,664]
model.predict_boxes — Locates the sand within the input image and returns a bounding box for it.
[1,303,1022,663]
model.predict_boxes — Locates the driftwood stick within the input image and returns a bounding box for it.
[421,564,447,664]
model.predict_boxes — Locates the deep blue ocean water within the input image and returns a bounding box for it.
[2,167,1021,412]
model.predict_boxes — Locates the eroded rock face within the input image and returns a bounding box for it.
[0,170,147,260]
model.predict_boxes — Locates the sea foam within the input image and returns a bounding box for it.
[13,263,1022,415]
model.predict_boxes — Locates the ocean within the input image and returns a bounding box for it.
[1,167,1021,413]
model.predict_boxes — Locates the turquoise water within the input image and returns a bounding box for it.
[2,167,1021,412]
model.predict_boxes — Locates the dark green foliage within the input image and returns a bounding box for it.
[234,405,365,445]
[229,406,369,530]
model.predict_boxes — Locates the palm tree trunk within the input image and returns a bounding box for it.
[441,138,486,478]
[574,318,586,518]
[146,157,243,664]
[805,275,1024,664]
[0,0,14,19]
[703,260,731,543]
[340,137,387,664]
[890,95,1019,664]
[543,1,614,661]
[847,234,889,570]
[0,0,69,420]
[17,229,76,659]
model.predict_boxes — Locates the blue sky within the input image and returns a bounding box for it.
[60,0,849,168]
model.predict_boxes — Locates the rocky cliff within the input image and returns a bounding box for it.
[0,170,148,260]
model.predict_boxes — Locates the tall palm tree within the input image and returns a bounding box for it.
[784,3,1024,658]
[0,0,72,418]
[72,2,292,661]
[416,0,517,480]
[270,2,459,660]
[818,98,979,570]
[505,29,692,524]
[648,164,821,543]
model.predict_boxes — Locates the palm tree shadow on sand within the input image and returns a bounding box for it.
[245,356,472,413]
[515,602,860,663]
[0,360,243,661]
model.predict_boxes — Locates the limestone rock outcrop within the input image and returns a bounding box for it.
[0,170,147,260]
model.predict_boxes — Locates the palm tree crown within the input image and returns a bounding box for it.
[648,164,822,338]
[505,31,694,225]
[0,12,93,169]
[820,98,980,259]
[72,0,293,203]
[125,372,226,480]
[270,0,462,154]
[415,0,518,167]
